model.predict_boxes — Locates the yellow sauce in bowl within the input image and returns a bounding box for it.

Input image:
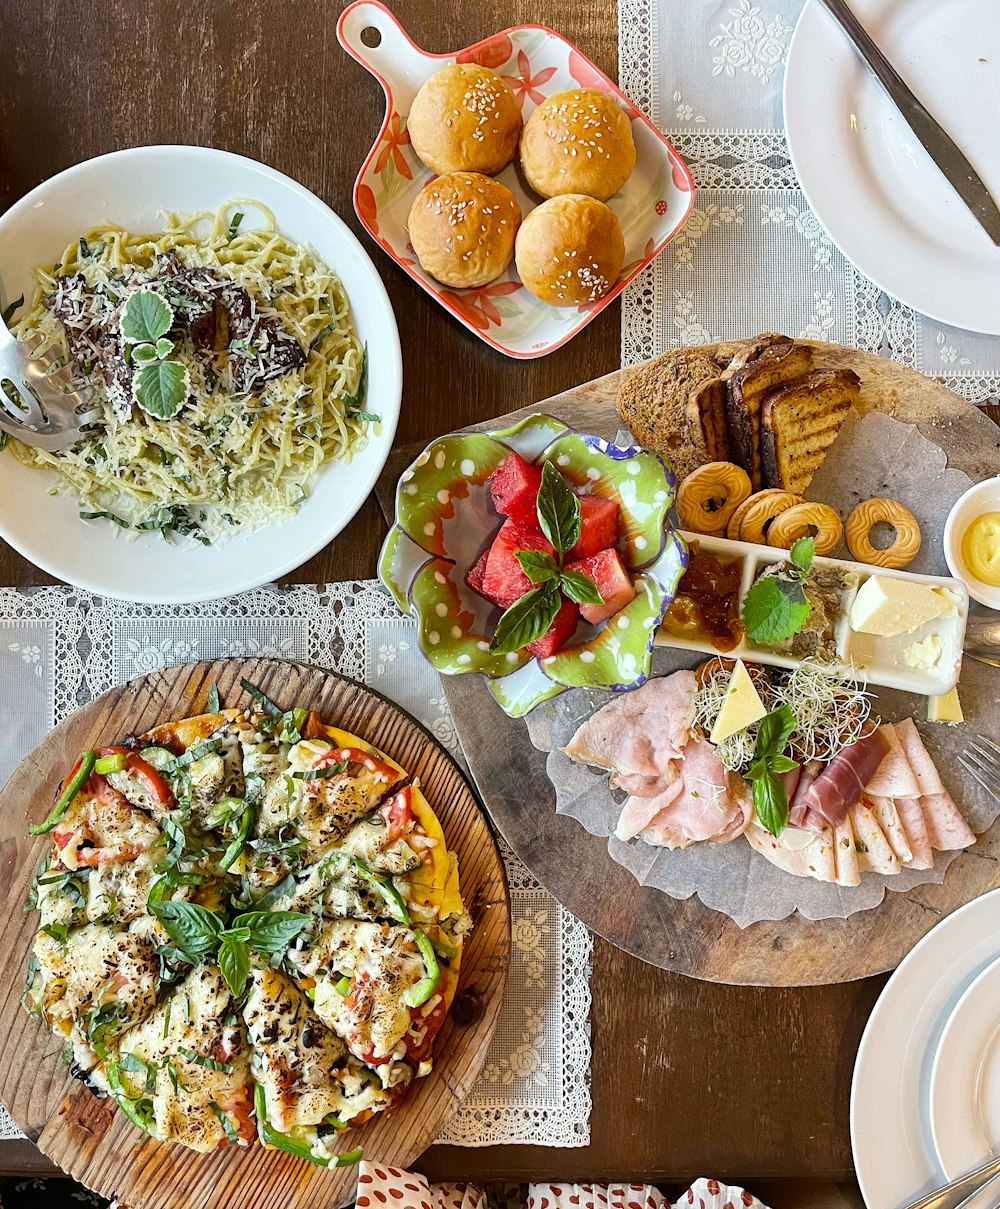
[962,512,1000,586]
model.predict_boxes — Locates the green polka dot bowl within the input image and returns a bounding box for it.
[378,414,688,718]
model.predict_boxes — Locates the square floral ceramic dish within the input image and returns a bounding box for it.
[337,1,694,358]
[379,414,688,717]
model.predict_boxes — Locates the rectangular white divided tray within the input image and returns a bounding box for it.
[655,531,969,696]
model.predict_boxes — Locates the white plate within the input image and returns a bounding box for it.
[785,0,1000,334]
[851,888,1000,1207]
[930,954,1000,1178]
[0,145,401,603]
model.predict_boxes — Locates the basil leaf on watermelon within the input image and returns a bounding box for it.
[559,570,604,606]
[535,462,581,557]
[515,550,560,584]
[489,581,561,655]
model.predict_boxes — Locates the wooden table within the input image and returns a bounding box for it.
[0,0,888,1190]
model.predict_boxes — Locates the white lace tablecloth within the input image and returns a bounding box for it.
[0,582,592,1148]
[619,0,1000,401]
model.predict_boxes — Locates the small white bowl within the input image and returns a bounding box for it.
[944,477,1000,609]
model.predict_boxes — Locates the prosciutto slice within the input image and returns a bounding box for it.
[802,730,890,829]
[788,759,823,830]
[562,671,697,778]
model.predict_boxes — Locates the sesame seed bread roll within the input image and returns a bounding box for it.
[408,63,523,176]
[407,172,521,289]
[514,194,624,306]
[520,88,636,201]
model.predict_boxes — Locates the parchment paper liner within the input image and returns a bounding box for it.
[526,414,1000,927]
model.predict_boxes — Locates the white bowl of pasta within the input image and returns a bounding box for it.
[0,145,401,603]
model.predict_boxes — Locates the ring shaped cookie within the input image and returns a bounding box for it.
[738,490,802,544]
[767,502,844,556]
[677,462,752,534]
[845,498,922,568]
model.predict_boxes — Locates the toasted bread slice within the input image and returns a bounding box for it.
[617,349,724,480]
[760,368,861,494]
[726,342,815,488]
[686,377,730,462]
[717,332,792,378]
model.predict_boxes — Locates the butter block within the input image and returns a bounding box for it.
[710,659,767,745]
[849,575,956,637]
[905,634,943,670]
[928,687,964,724]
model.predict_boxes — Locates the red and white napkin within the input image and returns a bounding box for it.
[355,1164,770,1209]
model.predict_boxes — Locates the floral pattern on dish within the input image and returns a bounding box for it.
[379,413,687,717]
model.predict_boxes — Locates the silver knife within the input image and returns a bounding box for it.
[817,0,1000,246]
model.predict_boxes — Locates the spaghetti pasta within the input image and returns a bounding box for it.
[10,201,369,544]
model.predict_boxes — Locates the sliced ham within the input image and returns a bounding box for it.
[802,730,890,829]
[610,770,662,798]
[894,719,947,796]
[615,776,684,842]
[865,724,919,798]
[788,760,823,830]
[895,798,934,869]
[849,799,900,876]
[868,795,913,864]
[632,739,751,849]
[745,822,837,883]
[562,671,697,778]
[832,814,861,886]
[922,792,975,852]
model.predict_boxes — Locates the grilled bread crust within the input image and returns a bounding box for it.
[726,342,815,488]
[760,368,861,494]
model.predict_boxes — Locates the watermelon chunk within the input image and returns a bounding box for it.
[465,548,494,602]
[489,453,542,524]
[565,547,636,625]
[527,598,580,659]
[568,494,621,560]
[481,519,555,607]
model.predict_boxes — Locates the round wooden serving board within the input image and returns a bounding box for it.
[416,342,1000,987]
[0,658,510,1209]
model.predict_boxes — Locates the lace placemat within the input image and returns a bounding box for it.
[619,0,1000,402]
[0,582,592,1149]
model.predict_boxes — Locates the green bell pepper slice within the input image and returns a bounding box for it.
[29,750,96,835]
[254,1083,362,1167]
[403,929,441,1008]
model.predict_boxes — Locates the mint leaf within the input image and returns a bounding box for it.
[489,581,561,655]
[536,461,581,557]
[154,337,175,358]
[133,360,190,418]
[753,770,789,838]
[121,289,173,344]
[560,570,604,606]
[131,344,159,365]
[742,576,811,644]
[516,550,560,584]
[789,536,815,576]
[218,935,250,998]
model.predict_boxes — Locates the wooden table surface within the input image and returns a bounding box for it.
[0,0,902,1189]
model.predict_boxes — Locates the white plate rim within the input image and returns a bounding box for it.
[929,952,1000,1177]
[0,144,402,603]
[783,0,1000,336]
[851,887,1000,1207]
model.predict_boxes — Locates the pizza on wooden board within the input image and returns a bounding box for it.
[21,678,470,1167]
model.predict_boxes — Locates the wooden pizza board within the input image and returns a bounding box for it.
[374,342,1000,987]
[0,658,510,1208]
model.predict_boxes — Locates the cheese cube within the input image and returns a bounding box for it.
[928,687,964,724]
[710,659,767,745]
[849,575,956,637]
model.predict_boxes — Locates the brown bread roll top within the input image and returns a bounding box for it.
[520,87,636,201]
[408,63,523,176]
[408,172,522,289]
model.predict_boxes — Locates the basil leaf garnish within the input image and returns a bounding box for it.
[217,935,251,999]
[515,550,560,584]
[149,900,222,962]
[752,770,790,838]
[559,570,604,606]
[240,910,310,953]
[535,461,581,557]
[489,581,561,655]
